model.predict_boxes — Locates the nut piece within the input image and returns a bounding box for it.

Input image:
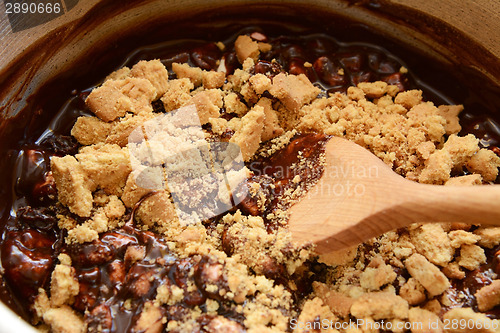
[134,302,164,333]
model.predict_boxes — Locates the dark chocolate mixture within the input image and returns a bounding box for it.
[1,9,500,332]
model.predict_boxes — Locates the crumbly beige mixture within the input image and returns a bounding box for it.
[40,33,500,333]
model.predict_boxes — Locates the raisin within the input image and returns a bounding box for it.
[253,60,281,77]
[339,53,364,72]
[223,52,240,75]
[313,56,345,87]
[1,229,54,301]
[191,43,221,70]
[382,72,407,92]
[40,134,79,156]
[152,99,166,113]
[17,206,57,231]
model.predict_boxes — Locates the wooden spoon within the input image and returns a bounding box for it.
[288,137,500,254]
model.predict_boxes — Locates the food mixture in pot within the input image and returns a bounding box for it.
[2,21,500,333]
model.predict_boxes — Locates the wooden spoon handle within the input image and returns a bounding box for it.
[400,181,500,225]
[314,181,500,253]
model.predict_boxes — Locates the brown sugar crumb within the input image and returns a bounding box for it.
[161,78,195,112]
[467,149,500,182]
[229,105,265,161]
[51,155,93,217]
[134,302,164,333]
[270,73,320,112]
[357,81,389,98]
[445,174,483,186]
[224,92,248,116]
[202,70,226,89]
[441,261,466,280]
[106,111,156,147]
[190,89,223,124]
[76,143,131,196]
[408,307,443,333]
[172,62,203,87]
[399,278,427,305]
[438,104,463,134]
[350,292,409,320]
[294,297,337,333]
[257,97,284,141]
[105,66,131,81]
[410,224,453,266]
[249,73,272,95]
[49,254,79,307]
[135,191,177,232]
[121,171,153,208]
[86,77,156,122]
[129,59,170,98]
[443,307,498,333]
[42,306,85,333]
[71,116,112,145]
[312,282,354,318]
[448,230,480,248]
[394,89,423,109]
[458,244,486,270]
[475,227,500,248]
[405,253,450,297]
[359,255,397,290]
[234,35,260,63]
[419,134,480,184]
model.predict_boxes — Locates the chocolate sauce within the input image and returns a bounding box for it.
[1,5,500,330]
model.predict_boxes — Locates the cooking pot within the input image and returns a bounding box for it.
[0,0,498,332]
